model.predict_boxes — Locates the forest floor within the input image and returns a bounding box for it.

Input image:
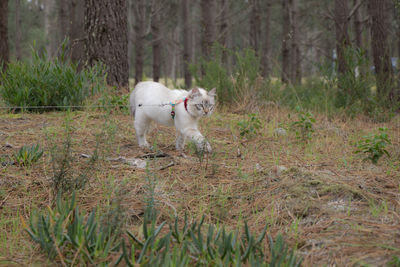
[0,105,399,266]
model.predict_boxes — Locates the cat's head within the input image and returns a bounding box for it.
[187,87,216,117]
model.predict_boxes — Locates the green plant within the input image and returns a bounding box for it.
[0,41,106,112]
[120,175,301,266]
[13,144,43,166]
[388,255,400,267]
[122,213,301,266]
[191,45,261,104]
[98,92,130,114]
[23,192,122,266]
[237,113,262,139]
[48,112,100,195]
[355,127,391,164]
[290,107,316,143]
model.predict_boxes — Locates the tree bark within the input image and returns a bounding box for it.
[69,0,85,69]
[151,3,162,82]
[44,0,57,56]
[334,0,351,75]
[261,0,271,78]
[353,0,363,50]
[132,0,146,85]
[59,0,69,42]
[0,0,8,71]
[368,0,395,102]
[15,0,22,60]
[201,0,216,61]
[290,0,301,84]
[281,0,290,84]
[85,0,129,88]
[182,0,192,88]
[249,0,261,54]
[219,0,228,66]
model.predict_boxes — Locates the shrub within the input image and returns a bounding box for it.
[354,127,391,164]
[191,45,261,104]
[13,144,43,166]
[237,113,262,139]
[290,107,316,143]
[0,43,106,112]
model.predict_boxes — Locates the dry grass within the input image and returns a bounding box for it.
[0,106,399,266]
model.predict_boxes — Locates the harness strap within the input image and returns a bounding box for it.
[170,98,189,119]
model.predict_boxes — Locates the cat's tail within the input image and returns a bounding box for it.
[129,91,136,116]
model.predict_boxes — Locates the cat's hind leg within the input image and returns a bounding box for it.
[134,114,151,148]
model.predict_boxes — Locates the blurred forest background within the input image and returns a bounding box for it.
[0,0,400,116]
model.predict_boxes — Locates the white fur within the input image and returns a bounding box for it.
[130,81,216,152]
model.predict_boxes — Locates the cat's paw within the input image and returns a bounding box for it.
[139,142,151,149]
[205,142,212,153]
[197,141,212,153]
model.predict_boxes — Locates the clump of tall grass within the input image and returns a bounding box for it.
[190,44,263,106]
[0,41,106,112]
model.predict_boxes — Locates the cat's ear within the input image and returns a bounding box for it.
[189,87,201,99]
[208,88,217,97]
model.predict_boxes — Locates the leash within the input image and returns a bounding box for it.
[137,98,190,119]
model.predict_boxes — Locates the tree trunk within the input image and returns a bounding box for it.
[15,0,22,60]
[44,0,57,56]
[182,0,192,88]
[249,0,261,54]
[353,0,363,50]
[151,3,162,82]
[201,0,216,61]
[59,0,69,42]
[69,0,85,69]
[0,0,8,71]
[334,0,351,75]
[281,0,290,84]
[132,0,146,85]
[261,0,271,78]
[85,0,129,88]
[368,0,395,102]
[290,0,301,84]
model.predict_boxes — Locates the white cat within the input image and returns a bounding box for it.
[130,81,216,152]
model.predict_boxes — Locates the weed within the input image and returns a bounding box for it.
[290,107,316,143]
[354,127,391,164]
[237,113,262,139]
[368,199,388,218]
[13,144,43,166]
[123,212,301,266]
[48,112,100,195]
[121,171,301,266]
[388,255,400,267]
[23,192,122,266]
[98,91,130,114]
[191,45,260,104]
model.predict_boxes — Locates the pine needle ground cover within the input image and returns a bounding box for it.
[0,107,399,266]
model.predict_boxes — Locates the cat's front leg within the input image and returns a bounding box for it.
[183,128,212,153]
[175,132,185,150]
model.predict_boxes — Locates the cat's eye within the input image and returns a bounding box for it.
[195,104,202,110]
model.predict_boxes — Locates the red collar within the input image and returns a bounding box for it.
[184,98,189,112]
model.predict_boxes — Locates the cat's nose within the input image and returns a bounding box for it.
[204,108,209,114]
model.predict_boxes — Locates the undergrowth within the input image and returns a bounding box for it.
[192,45,396,121]
[24,173,302,266]
[0,41,106,112]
